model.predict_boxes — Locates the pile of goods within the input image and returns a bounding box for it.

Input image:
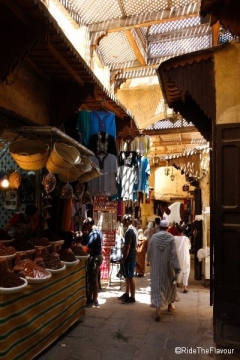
[59,248,76,262]
[0,260,25,288]
[39,247,64,270]
[42,253,63,269]
[0,243,15,256]
[41,229,63,242]
[29,237,50,247]
[14,258,50,279]
[11,238,35,251]
[71,243,88,256]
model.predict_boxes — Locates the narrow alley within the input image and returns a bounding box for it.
[35,260,240,360]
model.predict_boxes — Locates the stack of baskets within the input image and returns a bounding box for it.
[9,139,102,184]
[57,155,93,182]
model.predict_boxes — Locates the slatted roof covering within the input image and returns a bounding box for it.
[55,0,221,156]
[59,0,211,88]
[146,119,195,130]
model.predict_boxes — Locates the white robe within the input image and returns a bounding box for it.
[148,231,180,308]
[174,235,191,286]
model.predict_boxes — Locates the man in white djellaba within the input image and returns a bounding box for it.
[174,225,191,293]
[147,219,181,322]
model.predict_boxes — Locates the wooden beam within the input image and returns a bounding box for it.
[143,126,198,136]
[212,21,220,46]
[46,41,84,87]
[125,30,146,66]
[148,24,211,43]
[5,0,35,27]
[89,8,199,33]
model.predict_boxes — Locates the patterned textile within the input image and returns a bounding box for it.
[0,262,86,360]
[148,231,180,308]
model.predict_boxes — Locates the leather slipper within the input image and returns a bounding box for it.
[155,315,161,322]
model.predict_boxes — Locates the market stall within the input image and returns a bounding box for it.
[0,259,86,360]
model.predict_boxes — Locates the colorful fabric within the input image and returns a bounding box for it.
[0,262,86,360]
[90,110,116,139]
[133,157,150,194]
[76,110,91,146]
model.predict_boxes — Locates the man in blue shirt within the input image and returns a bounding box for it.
[118,214,138,303]
[83,217,103,307]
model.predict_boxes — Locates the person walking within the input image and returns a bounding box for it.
[148,219,181,321]
[174,225,191,293]
[154,217,161,233]
[83,217,103,308]
[144,221,154,265]
[135,228,148,277]
[118,214,138,303]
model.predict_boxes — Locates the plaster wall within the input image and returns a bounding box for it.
[216,41,240,124]
[0,62,50,125]
[154,166,194,201]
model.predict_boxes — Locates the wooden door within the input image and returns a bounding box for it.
[213,123,240,348]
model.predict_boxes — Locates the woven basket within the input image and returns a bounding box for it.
[58,155,92,182]
[78,156,92,173]
[58,166,82,183]
[46,142,81,174]
[78,161,102,183]
[9,139,49,170]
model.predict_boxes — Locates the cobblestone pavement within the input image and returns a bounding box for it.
[36,264,240,360]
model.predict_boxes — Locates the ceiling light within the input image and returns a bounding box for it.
[1,175,9,188]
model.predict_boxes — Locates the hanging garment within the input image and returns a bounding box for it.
[119,151,138,168]
[89,153,118,196]
[90,110,116,139]
[133,156,150,194]
[136,135,152,157]
[88,132,117,156]
[117,165,138,201]
[76,110,91,147]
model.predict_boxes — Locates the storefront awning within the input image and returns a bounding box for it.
[1,126,94,156]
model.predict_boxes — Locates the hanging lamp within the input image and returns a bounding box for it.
[170,167,175,181]
[164,161,170,176]
[153,148,159,166]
